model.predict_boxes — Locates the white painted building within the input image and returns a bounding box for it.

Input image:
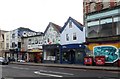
[43,22,61,63]
[60,17,86,64]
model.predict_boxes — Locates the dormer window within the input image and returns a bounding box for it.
[69,20,72,28]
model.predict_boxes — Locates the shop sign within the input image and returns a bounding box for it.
[62,44,85,49]
[22,31,37,37]
[94,45,119,63]
[29,49,42,52]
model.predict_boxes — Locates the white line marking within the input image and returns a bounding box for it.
[39,70,74,75]
[11,67,29,70]
[48,71,74,75]
[34,71,63,77]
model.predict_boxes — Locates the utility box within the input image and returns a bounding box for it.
[84,56,93,66]
[95,56,105,65]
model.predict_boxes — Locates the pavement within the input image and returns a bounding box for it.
[11,62,120,71]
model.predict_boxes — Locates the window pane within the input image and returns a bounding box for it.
[101,18,112,24]
[87,9,119,20]
[66,34,69,41]
[73,33,77,40]
[88,20,99,27]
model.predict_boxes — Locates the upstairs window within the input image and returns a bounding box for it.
[66,34,69,41]
[28,39,31,45]
[69,20,72,28]
[73,33,77,40]
[35,38,38,44]
[12,33,15,38]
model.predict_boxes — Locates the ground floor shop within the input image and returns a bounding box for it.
[9,49,19,61]
[18,51,27,61]
[27,49,43,63]
[60,44,86,64]
[43,44,60,63]
[86,40,120,65]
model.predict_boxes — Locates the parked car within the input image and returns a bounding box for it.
[0,57,9,65]
[18,59,26,63]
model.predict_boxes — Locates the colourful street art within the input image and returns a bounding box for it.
[93,46,119,63]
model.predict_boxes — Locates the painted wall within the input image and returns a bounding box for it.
[60,20,85,45]
[44,24,60,45]
[10,28,36,49]
[87,42,120,63]
[27,36,43,49]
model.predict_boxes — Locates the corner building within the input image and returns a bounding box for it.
[84,0,120,64]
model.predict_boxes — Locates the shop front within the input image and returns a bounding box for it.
[43,44,60,63]
[60,44,86,64]
[4,50,10,60]
[86,41,120,64]
[27,49,43,63]
[9,49,19,61]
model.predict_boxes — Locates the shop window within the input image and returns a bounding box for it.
[66,34,69,41]
[73,33,77,40]
[62,52,69,62]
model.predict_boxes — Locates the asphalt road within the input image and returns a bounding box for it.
[1,64,119,79]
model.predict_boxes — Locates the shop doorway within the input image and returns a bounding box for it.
[69,50,75,64]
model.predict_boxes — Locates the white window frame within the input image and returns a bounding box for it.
[73,33,77,41]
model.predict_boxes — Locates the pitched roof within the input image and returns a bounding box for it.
[60,17,84,33]
[44,22,61,35]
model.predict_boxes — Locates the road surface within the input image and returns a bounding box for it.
[1,64,119,79]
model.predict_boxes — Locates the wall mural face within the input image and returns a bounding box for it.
[93,45,119,63]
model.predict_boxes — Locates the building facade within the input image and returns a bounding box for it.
[84,0,120,64]
[0,30,8,57]
[25,34,44,63]
[60,17,86,64]
[4,31,10,59]
[43,22,61,63]
[9,27,36,61]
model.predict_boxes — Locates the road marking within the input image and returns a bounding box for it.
[34,71,63,77]
[48,71,74,75]
[39,70,74,75]
[11,67,29,70]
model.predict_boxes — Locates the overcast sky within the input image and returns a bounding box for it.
[0,0,83,32]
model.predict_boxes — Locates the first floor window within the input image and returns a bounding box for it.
[73,33,77,40]
[66,34,69,41]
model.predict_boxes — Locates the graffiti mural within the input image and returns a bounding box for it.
[93,46,119,63]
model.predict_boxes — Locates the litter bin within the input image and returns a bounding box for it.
[95,56,105,66]
[84,56,93,66]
